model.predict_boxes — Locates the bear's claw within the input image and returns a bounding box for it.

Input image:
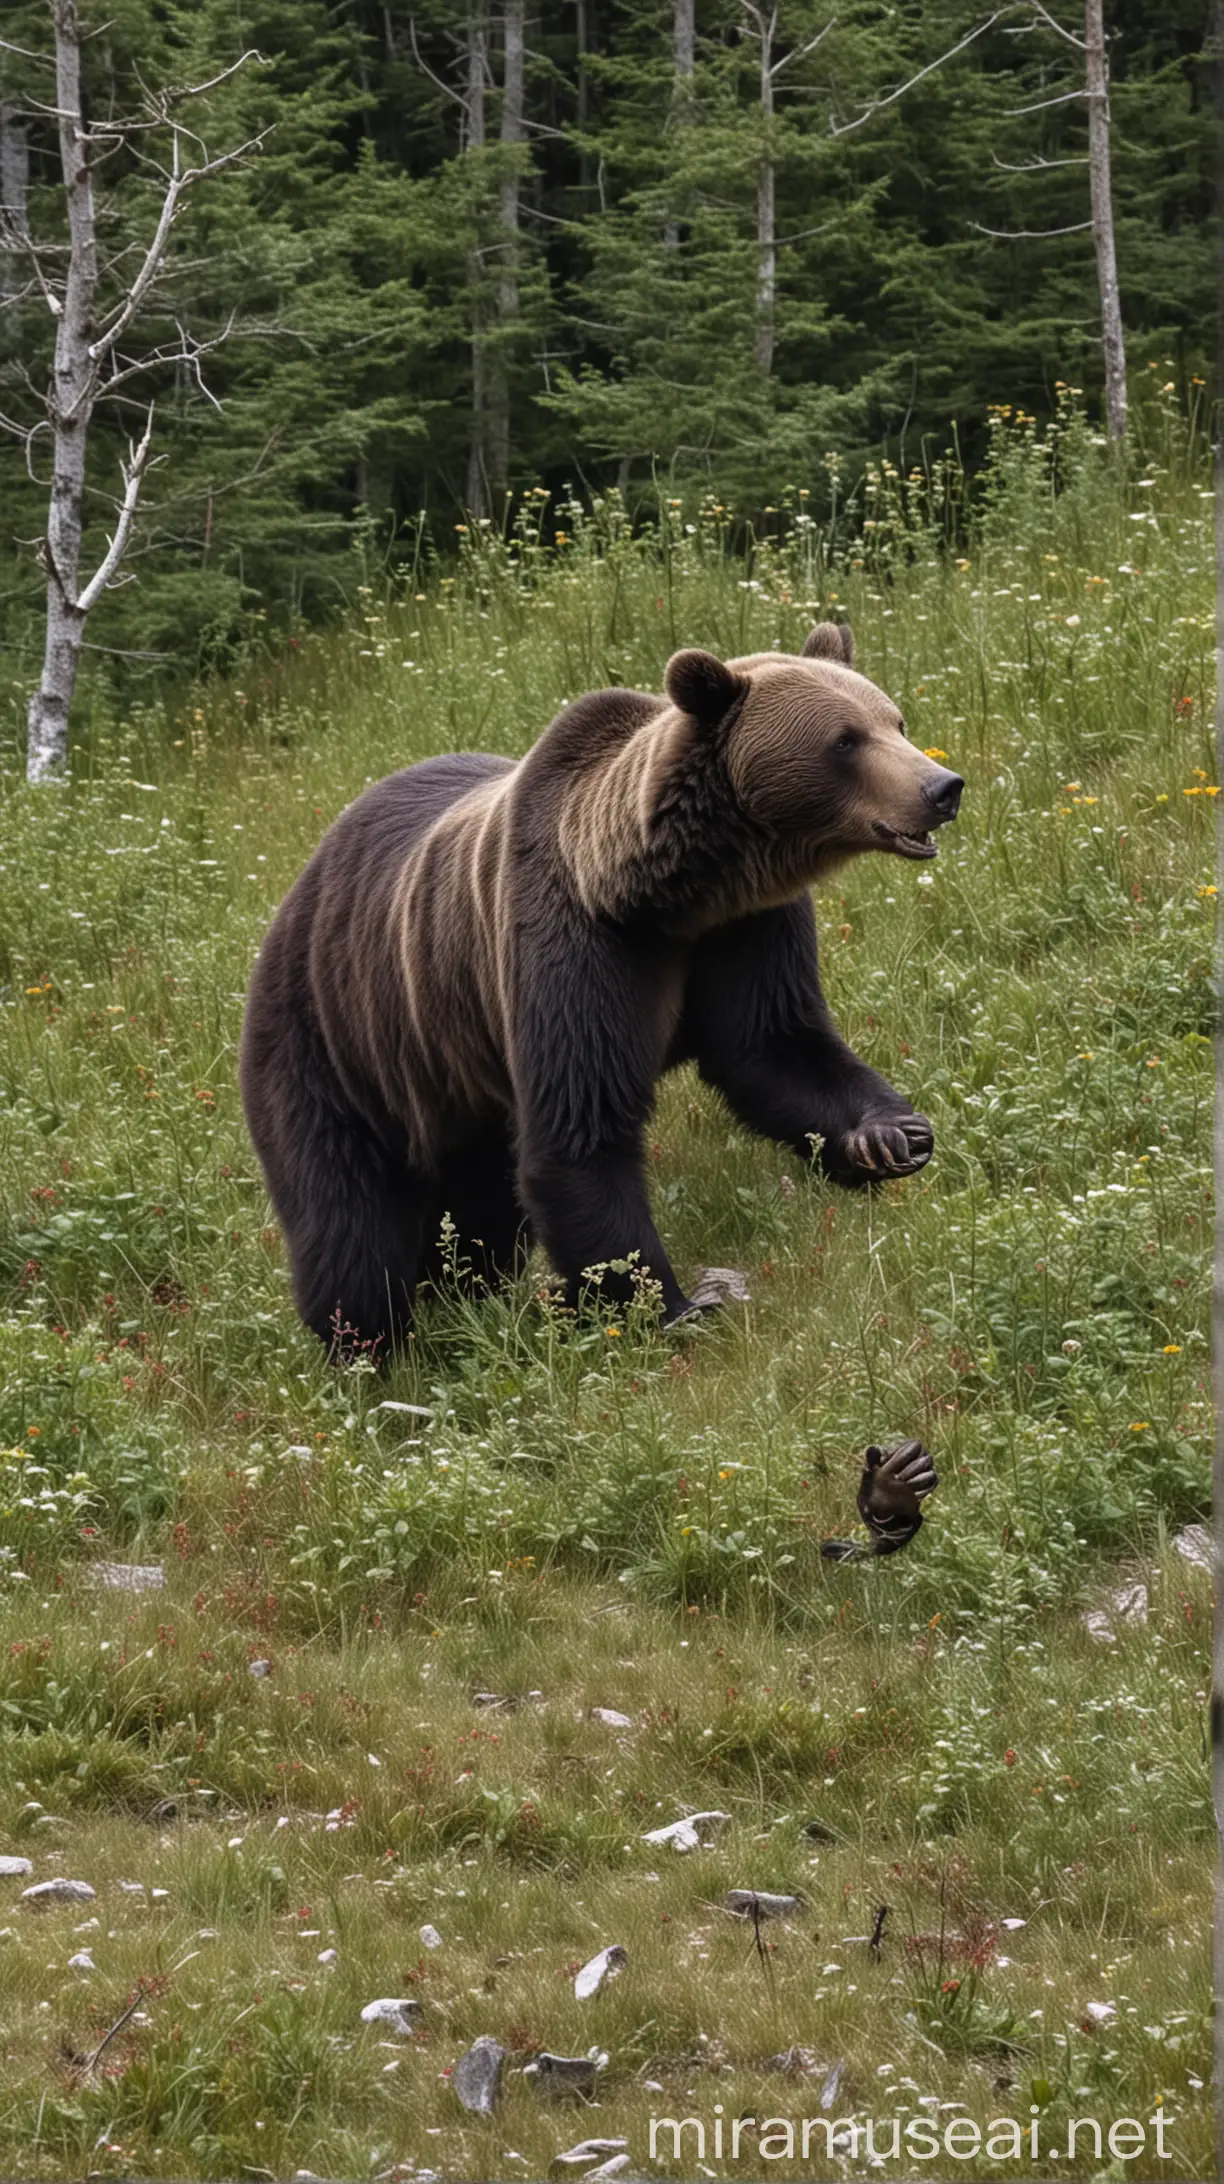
[840,1112,932,1180]
[821,1438,939,1562]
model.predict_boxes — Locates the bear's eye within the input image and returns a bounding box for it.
[834,730,860,754]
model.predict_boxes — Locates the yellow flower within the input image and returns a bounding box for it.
[924,747,948,761]
[1155,794,1169,803]
[1065,781,1081,792]
[1162,1344,1182,1355]
[1193,768,1207,779]
[1198,884,1217,897]
[1129,1422,1150,1432]
[1206,786,1220,797]
[606,1326,621,1337]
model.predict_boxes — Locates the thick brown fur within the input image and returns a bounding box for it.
[240,624,963,1355]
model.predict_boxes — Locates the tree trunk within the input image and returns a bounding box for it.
[754,11,776,374]
[465,13,490,518]
[487,0,524,500]
[1085,0,1126,442]
[0,98,29,305]
[663,0,696,253]
[27,0,98,783]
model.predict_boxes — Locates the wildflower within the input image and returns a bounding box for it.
[1184,787,1203,797]
[1162,1344,1182,1355]
[606,1326,621,1337]
[1129,1422,1150,1432]
[1065,781,1081,792]
[1065,614,1081,628]
[1198,885,1217,898]
[923,747,948,761]
[1155,793,1168,803]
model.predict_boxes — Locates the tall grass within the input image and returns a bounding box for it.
[0,385,1213,2179]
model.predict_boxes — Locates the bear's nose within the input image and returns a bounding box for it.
[921,766,964,821]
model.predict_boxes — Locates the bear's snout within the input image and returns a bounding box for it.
[920,766,964,823]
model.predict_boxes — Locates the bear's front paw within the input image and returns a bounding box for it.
[838,1110,932,1182]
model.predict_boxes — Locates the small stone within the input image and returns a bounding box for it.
[1084,2001,1116,2024]
[551,2139,629,2169]
[473,1692,512,1710]
[0,1857,33,1879]
[150,1887,169,1900]
[1082,1610,1116,1644]
[768,2045,825,2076]
[453,2033,505,2112]
[800,1819,842,1844]
[248,1658,272,1679]
[361,1998,422,2037]
[1174,1525,1211,1572]
[317,1947,338,1964]
[523,2050,606,2098]
[85,1561,165,1593]
[590,1708,633,1729]
[1111,1582,1147,1624]
[419,1923,443,1950]
[689,1265,751,1311]
[22,1878,96,1905]
[726,1889,802,1920]
[641,1811,730,1852]
[67,1949,95,1971]
[117,1880,145,1894]
[583,2159,632,2180]
[574,1943,627,1999]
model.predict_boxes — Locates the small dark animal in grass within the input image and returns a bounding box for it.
[821,1440,939,1563]
[240,622,963,1357]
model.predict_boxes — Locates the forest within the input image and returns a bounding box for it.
[0,0,1216,703]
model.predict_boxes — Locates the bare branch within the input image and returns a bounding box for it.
[1023,0,1086,47]
[830,11,1008,134]
[88,130,265,366]
[991,149,1089,169]
[75,406,158,614]
[407,17,470,110]
[970,218,1093,237]
[770,17,836,78]
[161,49,265,104]
[0,36,54,66]
[1005,86,1089,114]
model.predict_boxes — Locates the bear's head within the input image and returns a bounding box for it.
[664,623,963,884]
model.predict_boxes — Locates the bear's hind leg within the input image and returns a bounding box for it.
[421,1128,533,1299]
[289,1148,431,1360]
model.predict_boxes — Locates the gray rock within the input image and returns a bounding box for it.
[248,1658,273,1679]
[590,1708,633,1729]
[0,1856,33,1878]
[551,2140,628,2169]
[688,1266,751,1311]
[726,1890,802,1920]
[360,1998,422,2037]
[641,1811,729,1852]
[419,1923,443,1950]
[574,1943,627,1999]
[523,2050,606,2098]
[767,2045,825,2076]
[85,1561,165,1592]
[1082,1609,1116,1645]
[22,1877,96,1905]
[454,2034,506,2113]
[583,2160,633,2180]
[1174,1525,1211,1572]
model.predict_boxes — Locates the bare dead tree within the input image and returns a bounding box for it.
[465,12,491,516]
[487,0,524,497]
[663,0,695,252]
[0,98,29,305]
[1084,0,1126,440]
[2,1,262,782]
[740,7,836,375]
[970,2,1126,442]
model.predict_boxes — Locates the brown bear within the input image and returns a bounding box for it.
[240,622,962,1355]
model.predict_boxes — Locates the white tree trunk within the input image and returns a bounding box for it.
[663,0,696,253]
[754,11,776,374]
[1085,0,1126,442]
[26,0,99,782]
[0,98,29,305]
[465,13,490,518]
[488,0,524,498]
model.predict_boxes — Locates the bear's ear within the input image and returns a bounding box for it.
[665,648,746,729]
[801,620,855,668]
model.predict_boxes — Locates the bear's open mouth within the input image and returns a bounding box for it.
[873,822,938,861]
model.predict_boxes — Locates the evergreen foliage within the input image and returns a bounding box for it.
[0,0,1214,690]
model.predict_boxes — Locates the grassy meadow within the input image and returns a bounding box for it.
[0,395,1215,2180]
